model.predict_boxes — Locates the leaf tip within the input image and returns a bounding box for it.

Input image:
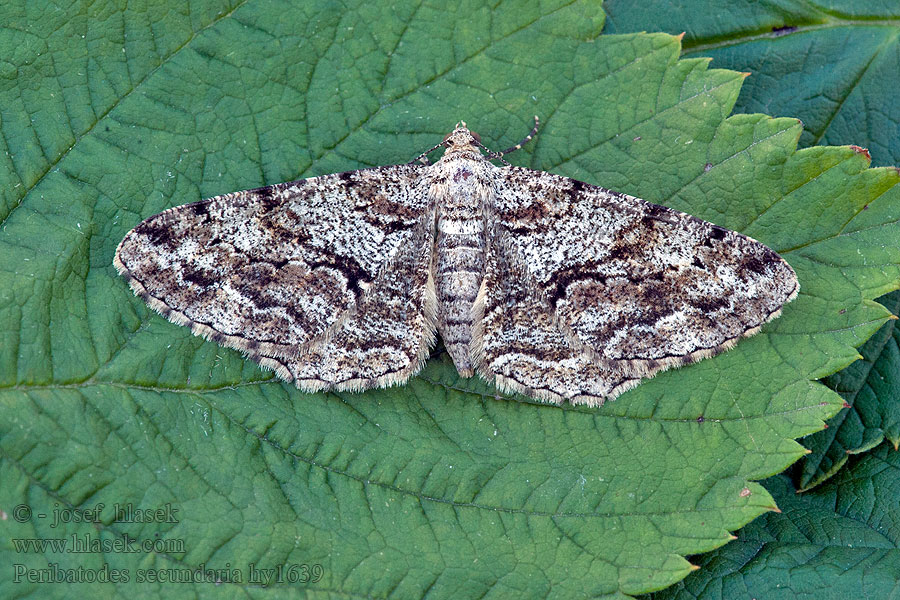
[740,71,752,79]
[728,533,738,541]
[769,505,782,513]
[676,31,686,41]
[689,563,701,572]
[842,402,851,409]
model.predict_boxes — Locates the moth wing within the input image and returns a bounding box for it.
[476,167,798,402]
[115,165,436,385]
[251,215,438,392]
[474,244,640,406]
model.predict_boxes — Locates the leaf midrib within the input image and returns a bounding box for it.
[5,377,826,424]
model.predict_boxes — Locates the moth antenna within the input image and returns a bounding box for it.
[408,139,448,165]
[487,116,540,161]
[470,137,513,166]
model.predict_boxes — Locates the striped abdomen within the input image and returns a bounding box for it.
[432,161,491,377]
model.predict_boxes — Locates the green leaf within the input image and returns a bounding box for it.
[797,291,900,491]
[604,0,900,167]
[646,449,900,600]
[2,2,900,599]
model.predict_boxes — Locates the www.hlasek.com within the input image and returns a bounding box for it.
[13,533,185,555]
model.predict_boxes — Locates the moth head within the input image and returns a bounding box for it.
[442,122,482,151]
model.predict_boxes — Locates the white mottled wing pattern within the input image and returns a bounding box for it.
[474,245,642,403]
[255,216,437,391]
[475,167,799,404]
[114,165,437,390]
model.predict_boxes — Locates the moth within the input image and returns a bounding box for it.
[114,118,798,406]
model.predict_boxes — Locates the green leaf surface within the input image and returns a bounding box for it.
[607,1,900,595]
[604,0,900,167]
[647,448,900,600]
[2,1,900,599]
[798,291,900,491]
